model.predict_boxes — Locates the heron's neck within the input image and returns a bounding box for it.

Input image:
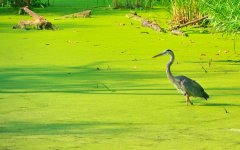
[166,53,176,83]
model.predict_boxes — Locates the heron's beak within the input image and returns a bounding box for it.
[152,52,165,58]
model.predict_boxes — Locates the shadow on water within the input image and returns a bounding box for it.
[188,59,240,66]
[0,5,127,16]
[0,121,142,136]
[199,103,240,107]
[0,61,240,97]
[0,62,175,95]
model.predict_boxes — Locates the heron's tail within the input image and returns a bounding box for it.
[203,91,209,100]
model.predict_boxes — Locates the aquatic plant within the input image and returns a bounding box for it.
[201,0,240,34]
[170,0,200,24]
[169,0,240,35]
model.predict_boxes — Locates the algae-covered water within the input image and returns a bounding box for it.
[0,1,240,149]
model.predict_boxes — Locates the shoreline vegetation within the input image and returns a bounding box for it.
[1,0,239,35]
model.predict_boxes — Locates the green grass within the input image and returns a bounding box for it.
[0,0,240,149]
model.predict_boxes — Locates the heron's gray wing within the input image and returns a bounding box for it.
[175,76,205,97]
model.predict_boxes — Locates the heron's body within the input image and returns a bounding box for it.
[174,75,209,99]
[153,49,209,105]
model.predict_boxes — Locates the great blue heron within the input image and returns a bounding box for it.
[153,49,209,105]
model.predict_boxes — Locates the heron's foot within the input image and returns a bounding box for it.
[186,97,193,106]
[186,101,193,106]
[189,100,194,105]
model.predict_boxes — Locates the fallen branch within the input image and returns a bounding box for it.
[126,12,166,33]
[171,29,188,36]
[171,16,208,30]
[126,12,143,22]
[100,83,116,92]
[23,6,41,20]
[55,10,91,20]
[13,20,34,29]
[13,6,56,30]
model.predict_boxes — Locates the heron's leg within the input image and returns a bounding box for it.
[186,95,193,106]
[185,95,189,106]
[187,95,193,105]
[189,99,193,105]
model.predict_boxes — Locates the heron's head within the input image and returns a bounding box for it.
[152,49,174,58]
